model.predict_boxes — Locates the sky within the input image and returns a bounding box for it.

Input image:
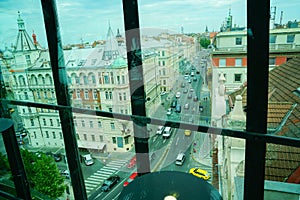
[0,0,299,49]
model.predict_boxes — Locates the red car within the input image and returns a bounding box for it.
[127,156,136,168]
[123,172,138,187]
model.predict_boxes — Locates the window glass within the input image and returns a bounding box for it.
[1,1,299,200]
[235,37,242,45]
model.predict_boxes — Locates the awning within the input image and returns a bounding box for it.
[77,141,106,150]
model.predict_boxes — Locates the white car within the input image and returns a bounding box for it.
[176,92,181,98]
[166,108,172,115]
[156,126,165,135]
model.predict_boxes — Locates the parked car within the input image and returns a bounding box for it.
[176,92,181,98]
[189,167,210,180]
[123,172,138,187]
[193,96,199,102]
[171,100,177,108]
[60,169,70,179]
[81,154,94,166]
[184,103,189,109]
[101,175,120,192]
[181,83,185,88]
[156,126,165,135]
[166,108,172,116]
[183,89,188,94]
[175,153,186,166]
[188,93,192,99]
[175,104,181,113]
[53,153,62,162]
[199,105,204,112]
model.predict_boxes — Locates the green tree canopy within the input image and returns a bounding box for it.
[21,149,66,199]
[200,38,211,49]
[0,153,10,176]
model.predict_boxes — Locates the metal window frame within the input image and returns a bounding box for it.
[0,0,300,199]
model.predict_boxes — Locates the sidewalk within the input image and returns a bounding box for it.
[191,132,212,167]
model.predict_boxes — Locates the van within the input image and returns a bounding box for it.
[82,154,94,166]
[175,153,186,166]
[162,127,172,138]
[156,126,165,135]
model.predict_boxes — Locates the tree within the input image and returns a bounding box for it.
[200,38,211,49]
[21,149,66,199]
[0,153,10,176]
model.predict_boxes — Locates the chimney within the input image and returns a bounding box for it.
[229,95,246,122]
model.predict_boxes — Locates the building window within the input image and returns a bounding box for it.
[110,72,114,84]
[235,37,242,45]
[83,76,88,85]
[117,75,120,84]
[234,74,242,82]
[119,93,122,101]
[74,120,77,126]
[91,135,95,141]
[83,134,87,140]
[89,121,93,128]
[57,119,60,126]
[269,35,276,43]
[84,90,89,99]
[91,75,96,84]
[111,122,115,130]
[76,90,80,98]
[235,58,242,67]
[43,118,46,126]
[93,90,98,99]
[30,119,34,126]
[25,54,31,65]
[44,91,48,99]
[98,121,102,128]
[81,120,85,127]
[24,92,29,100]
[52,132,56,139]
[109,91,113,99]
[105,91,109,99]
[123,93,126,101]
[33,132,36,139]
[124,137,129,145]
[112,137,116,144]
[45,131,49,138]
[269,57,276,65]
[109,107,113,112]
[162,61,165,66]
[287,34,295,43]
[104,75,110,84]
[219,59,226,67]
[100,135,103,142]
[162,51,165,56]
[50,119,53,126]
[122,75,125,84]
[37,91,41,99]
[162,69,166,75]
[59,132,62,139]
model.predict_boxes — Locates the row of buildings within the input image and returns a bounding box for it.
[0,13,196,153]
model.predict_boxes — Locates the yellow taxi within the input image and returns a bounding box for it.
[189,167,210,180]
[184,129,191,136]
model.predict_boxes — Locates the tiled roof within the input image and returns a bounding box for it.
[228,55,300,183]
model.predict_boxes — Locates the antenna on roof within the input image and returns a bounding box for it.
[280,11,283,25]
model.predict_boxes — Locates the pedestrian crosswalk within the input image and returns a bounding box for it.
[85,159,127,193]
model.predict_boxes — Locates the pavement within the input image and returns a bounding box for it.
[190,130,212,167]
